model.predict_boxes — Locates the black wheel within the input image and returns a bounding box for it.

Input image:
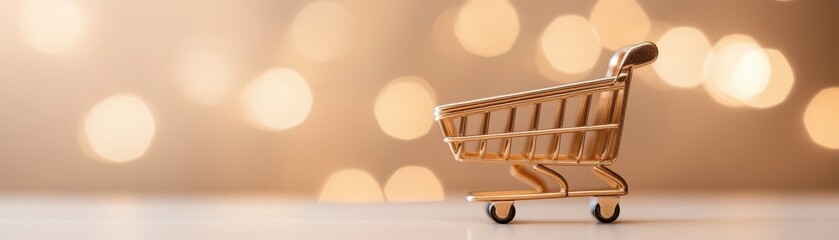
[487,203,516,224]
[592,203,620,223]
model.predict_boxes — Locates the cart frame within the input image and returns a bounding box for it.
[434,42,658,224]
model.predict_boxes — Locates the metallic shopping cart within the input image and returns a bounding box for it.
[434,42,658,224]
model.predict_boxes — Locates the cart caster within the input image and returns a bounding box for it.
[592,203,620,223]
[487,201,516,224]
[590,197,620,223]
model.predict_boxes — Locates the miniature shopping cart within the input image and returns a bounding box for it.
[434,42,658,224]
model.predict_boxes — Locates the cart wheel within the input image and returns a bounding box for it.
[487,202,516,224]
[591,203,620,223]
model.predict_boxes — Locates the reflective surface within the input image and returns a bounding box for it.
[1,192,836,239]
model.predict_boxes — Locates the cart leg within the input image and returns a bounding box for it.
[592,165,627,193]
[532,164,568,195]
[590,165,625,223]
[509,165,547,193]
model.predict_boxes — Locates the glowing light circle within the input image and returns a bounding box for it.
[454,0,520,57]
[83,95,156,163]
[242,68,313,131]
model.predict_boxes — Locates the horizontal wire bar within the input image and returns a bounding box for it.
[435,75,625,114]
[435,85,625,120]
[445,124,619,143]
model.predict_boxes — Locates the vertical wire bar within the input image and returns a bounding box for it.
[570,94,592,160]
[501,107,517,160]
[441,119,459,156]
[526,103,541,160]
[549,98,566,160]
[478,111,491,159]
[456,114,468,158]
[605,89,626,159]
[598,89,620,160]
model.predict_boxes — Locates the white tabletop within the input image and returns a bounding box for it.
[1,192,837,240]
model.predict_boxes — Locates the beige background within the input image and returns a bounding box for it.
[0,0,837,193]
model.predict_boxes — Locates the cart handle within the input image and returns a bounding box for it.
[608,42,658,76]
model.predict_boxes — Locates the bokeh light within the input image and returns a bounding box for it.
[704,82,746,107]
[653,27,712,88]
[242,68,313,131]
[634,63,669,90]
[432,6,470,60]
[534,43,594,83]
[319,169,385,203]
[632,20,674,90]
[540,15,602,74]
[589,0,651,50]
[383,166,445,202]
[703,35,770,106]
[803,87,839,149]
[290,1,351,62]
[374,76,436,140]
[18,0,86,54]
[744,49,795,108]
[732,49,771,99]
[83,95,156,163]
[177,34,236,106]
[454,0,520,57]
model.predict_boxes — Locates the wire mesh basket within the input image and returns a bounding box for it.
[434,42,658,224]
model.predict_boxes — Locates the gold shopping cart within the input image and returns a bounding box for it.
[434,42,658,224]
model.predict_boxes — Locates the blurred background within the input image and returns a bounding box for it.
[0,0,837,202]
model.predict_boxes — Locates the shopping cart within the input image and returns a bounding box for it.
[434,42,657,224]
